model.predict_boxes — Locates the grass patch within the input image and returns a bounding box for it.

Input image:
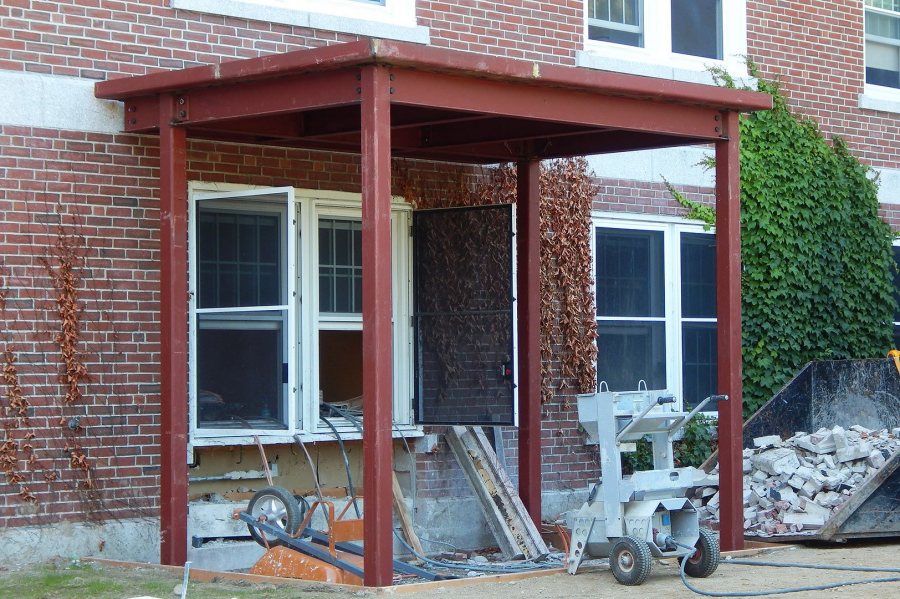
[0,560,354,599]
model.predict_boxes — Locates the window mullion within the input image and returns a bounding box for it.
[650,0,672,55]
[665,224,682,402]
[286,189,298,433]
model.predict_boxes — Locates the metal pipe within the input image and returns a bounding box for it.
[667,395,728,440]
[615,395,674,443]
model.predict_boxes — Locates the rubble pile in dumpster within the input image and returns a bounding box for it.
[694,425,900,537]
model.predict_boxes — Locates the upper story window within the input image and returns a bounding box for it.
[587,0,722,59]
[580,1,744,83]
[866,1,900,90]
[588,0,643,47]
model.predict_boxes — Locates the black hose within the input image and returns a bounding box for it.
[318,412,362,518]
[392,531,562,574]
[673,541,900,597]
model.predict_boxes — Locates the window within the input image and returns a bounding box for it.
[587,0,722,59]
[594,218,717,410]
[196,201,290,429]
[580,1,745,83]
[866,1,900,90]
[172,0,426,43]
[189,185,414,443]
[588,0,643,47]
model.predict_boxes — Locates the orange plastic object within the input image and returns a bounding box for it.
[250,545,364,586]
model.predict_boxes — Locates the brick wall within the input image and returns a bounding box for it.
[747,0,899,170]
[0,128,368,526]
[2,0,900,528]
[417,0,581,62]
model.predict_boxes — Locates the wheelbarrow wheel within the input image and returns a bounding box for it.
[247,485,303,547]
[609,536,652,585]
[679,527,720,578]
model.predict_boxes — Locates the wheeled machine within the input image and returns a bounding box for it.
[567,385,728,585]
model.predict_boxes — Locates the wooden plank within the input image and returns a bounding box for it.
[445,426,549,560]
[392,471,425,558]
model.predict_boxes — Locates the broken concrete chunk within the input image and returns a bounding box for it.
[799,498,831,520]
[792,431,836,454]
[782,512,825,527]
[753,435,783,448]
[751,447,801,475]
[836,441,871,463]
[866,450,886,469]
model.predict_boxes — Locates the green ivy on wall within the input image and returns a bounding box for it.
[675,66,897,418]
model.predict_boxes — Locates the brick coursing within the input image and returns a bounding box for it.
[1,0,898,528]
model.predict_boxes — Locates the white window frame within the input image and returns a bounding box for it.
[578,0,748,85]
[188,182,416,447]
[592,213,717,412]
[172,0,428,44]
[861,2,900,114]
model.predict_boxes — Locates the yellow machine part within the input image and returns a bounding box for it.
[250,545,365,586]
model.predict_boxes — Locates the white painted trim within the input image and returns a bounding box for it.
[509,202,519,427]
[876,167,900,204]
[579,0,748,85]
[860,85,900,114]
[0,71,122,132]
[172,0,429,44]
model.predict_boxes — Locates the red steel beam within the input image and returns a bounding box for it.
[390,70,724,141]
[96,39,772,114]
[516,159,542,527]
[360,64,395,588]
[715,110,744,552]
[158,95,189,565]
[171,71,360,127]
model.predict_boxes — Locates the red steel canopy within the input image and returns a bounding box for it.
[95,38,771,587]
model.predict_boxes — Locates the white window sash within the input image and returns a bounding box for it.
[188,183,416,446]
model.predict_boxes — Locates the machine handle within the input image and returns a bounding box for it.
[656,394,676,405]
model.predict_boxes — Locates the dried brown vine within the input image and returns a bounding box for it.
[538,158,598,405]
[0,272,36,502]
[42,223,95,490]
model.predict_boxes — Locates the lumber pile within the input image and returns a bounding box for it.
[694,425,900,537]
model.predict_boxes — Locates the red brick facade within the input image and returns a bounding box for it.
[1,1,898,545]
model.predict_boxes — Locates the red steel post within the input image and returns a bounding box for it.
[158,95,189,565]
[360,64,395,587]
[715,110,744,552]
[516,160,542,527]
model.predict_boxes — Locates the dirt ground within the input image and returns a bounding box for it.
[3,541,899,598]
[390,541,900,599]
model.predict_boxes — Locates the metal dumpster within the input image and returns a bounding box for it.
[714,359,900,542]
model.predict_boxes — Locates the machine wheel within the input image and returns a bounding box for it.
[680,527,720,578]
[609,536,652,585]
[247,485,303,547]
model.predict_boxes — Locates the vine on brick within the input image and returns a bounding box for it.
[678,65,896,418]
[0,275,36,502]
[539,158,598,405]
[42,223,94,489]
